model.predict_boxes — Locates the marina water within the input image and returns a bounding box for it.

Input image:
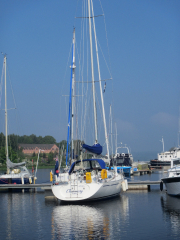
[0,169,180,240]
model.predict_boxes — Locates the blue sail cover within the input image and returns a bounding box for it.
[82,143,103,155]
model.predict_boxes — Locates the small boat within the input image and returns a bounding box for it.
[51,0,124,201]
[113,145,133,167]
[0,55,32,184]
[111,144,133,176]
[161,157,180,196]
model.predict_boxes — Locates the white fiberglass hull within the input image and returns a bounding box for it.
[52,176,123,202]
[162,177,180,196]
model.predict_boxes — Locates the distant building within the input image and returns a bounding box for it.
[19,144,59,155]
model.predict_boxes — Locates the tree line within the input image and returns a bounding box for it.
[0,133,84,166]
[0,133,68,165]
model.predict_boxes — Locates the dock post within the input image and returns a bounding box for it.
[21,177,24,185]
[148,185,151,191]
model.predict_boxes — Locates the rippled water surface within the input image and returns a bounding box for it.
[0,169,180,240]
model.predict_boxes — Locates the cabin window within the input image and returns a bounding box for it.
[91,161,101,169]
[83,161,91,169]
[74,161,91,170]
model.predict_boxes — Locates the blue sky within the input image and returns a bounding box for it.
[0,0,180,159]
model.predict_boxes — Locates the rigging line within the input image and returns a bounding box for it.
[79,3,86,142]
[84,4,90,142]
[7,64,17,109]
[85,87,93,144]
[99,0,115,128]
[0,107,16,111]
[0,60,4,110]
[108,105,111,152]
[5,61,24,150]
[74,0,80,28]
[82,74,90,142]
[76,78,112,83]
[75,14,104,19]
[65,96,68,128]
[82,8,90,142]
[95,89,104,144]
[99,0,112,78]
[97,39,112,79]
[7,75,23,151]
[60,37,73,141]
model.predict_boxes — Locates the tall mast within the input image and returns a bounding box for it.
[161,137,164,152]
[66,29,76,166]
[90,0,110,160]
[71,28,76,161]
[88,0,98,143]
[110,105,113,157]
[160,137,164,161]
[4,55,9,173]
[115,123,117,155]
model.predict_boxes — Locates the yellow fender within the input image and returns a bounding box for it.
[86,172,92,183]
[50,171,53,182]
[101,169,107,179]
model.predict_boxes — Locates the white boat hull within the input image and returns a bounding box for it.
[52,176,123,202]
[162,177,180,196]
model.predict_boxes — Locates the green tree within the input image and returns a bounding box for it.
[0,146,18,164]
[0,132,5,148]
[47,151,54,163]
[0,147,6,164]
[32,152,36,157]
[43,136,56,144]
[8,134,18,151]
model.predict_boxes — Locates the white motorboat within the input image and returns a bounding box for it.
[0,54,32,184]
[51,0,124,201]
[113,144,133,167]
[161,157,180,196]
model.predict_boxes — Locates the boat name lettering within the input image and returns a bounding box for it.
[66,189,83,194]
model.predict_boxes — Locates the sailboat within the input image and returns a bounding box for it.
[51,0,124,202]
[0,54,32,184]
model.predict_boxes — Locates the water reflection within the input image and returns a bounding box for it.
[161,195,180,235]
[0,192,49,240]
[51,195,129,239]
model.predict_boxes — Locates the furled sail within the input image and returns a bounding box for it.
[82,143,102,155]
[7,158,26,169]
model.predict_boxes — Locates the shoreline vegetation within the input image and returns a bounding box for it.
[0,133,83,167]
[0,133,69,167]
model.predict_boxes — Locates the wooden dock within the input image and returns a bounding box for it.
[128,181,161,190]
[133,169,152,176]
[0,183,51,191]
[0,180,162,191]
